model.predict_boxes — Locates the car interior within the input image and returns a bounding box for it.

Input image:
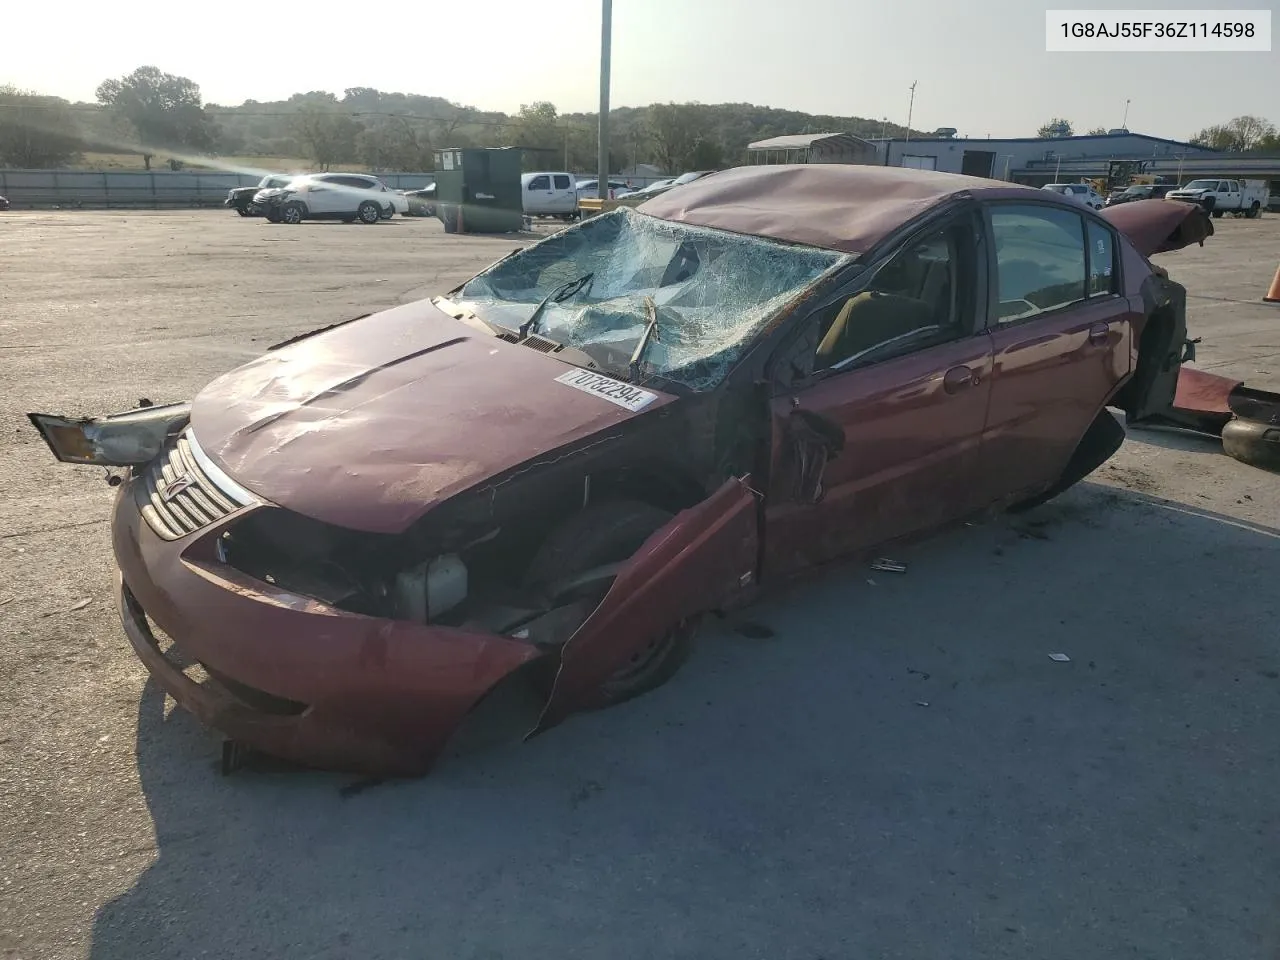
[812,224,968,371]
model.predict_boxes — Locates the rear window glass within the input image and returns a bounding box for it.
[553,174,571,189]
[1086,221,1116,297]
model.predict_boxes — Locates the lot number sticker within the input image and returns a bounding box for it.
[554,369,658,412]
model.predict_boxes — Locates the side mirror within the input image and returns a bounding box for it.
[787,408,845,505]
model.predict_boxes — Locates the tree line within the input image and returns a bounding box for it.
[3,68,1279,172]
[0,68,915,172]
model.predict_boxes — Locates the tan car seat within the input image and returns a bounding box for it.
[815,291,935,368]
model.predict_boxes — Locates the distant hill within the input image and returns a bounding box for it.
[51,88,922,173]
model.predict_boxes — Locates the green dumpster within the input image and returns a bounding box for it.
[433,147,525,234]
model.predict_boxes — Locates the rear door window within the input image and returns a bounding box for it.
[553,174,572,190]
[990,205,1087,323]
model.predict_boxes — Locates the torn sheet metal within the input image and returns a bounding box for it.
[533,477,759,733]
[189,301,676,534]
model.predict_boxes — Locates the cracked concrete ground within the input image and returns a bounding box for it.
[1,210,1278,960]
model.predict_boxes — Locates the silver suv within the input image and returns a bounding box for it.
[254,173,409,224]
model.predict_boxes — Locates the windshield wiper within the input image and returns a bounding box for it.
[628,296,661,383]
[519,272,595,340]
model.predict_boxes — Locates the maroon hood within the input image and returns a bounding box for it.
[1100,198,1214,256]
[191,301,674,534]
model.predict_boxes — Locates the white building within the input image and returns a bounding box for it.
[870,131,1217,182]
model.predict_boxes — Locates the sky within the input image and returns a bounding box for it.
[3,0,1277,140]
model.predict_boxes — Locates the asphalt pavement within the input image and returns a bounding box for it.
[1,210,1278,960]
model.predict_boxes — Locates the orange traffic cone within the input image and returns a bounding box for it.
[1266,262,1280,303]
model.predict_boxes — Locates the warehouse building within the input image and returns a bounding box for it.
[870,130,1217,182]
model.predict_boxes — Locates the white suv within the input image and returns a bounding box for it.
[1040,182,1104,210]
[255,173,409,224]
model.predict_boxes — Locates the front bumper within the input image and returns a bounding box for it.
[111,478,539,775]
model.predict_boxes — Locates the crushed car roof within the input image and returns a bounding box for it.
[636,164,1036,255]
[635,164,1214,259]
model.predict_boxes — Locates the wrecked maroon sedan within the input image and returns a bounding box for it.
[31,165,1226,776]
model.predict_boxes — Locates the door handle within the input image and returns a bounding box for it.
[1088,321,1110,345]
[943,365,978,393]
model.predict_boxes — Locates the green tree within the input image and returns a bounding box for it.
[358,117,433,171]
[95,66,219,169]
[1036,118,1075,139]
[647,102,721,173]
[292,100,362,169]
[510,101,563,168]
[0,86,81,167]
[1085,126,1109,136]
[1190,115,1277,152]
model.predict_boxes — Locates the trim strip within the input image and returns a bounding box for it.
[186,430,258,506]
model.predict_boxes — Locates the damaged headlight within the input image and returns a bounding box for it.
[27,402,191,466]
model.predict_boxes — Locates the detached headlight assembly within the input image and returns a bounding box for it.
[28,402,191,466]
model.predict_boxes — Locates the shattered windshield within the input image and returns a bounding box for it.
[1183,180,1217,190]
[457,208,844,390]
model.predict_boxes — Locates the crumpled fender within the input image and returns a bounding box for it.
[533,477,760,732]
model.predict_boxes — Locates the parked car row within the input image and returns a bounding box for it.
[1043,178,1271,218]
[224,169,716,225]
[224,172,410,224]
[521,171,719,219]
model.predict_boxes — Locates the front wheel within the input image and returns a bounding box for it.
[357,201,380,224]
[524,500,691,705]
[1246,202,1261,219]
[281,201,305,225]
[235,205,252,217]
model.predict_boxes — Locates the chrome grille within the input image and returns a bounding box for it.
[137,432,239,540]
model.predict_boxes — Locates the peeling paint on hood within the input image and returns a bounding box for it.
[190,300,675,534]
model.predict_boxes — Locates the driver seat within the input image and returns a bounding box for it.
[815,291,934,368]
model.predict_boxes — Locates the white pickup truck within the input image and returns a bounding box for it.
[1165,178,1269,218]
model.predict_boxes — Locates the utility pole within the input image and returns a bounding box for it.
[1121,98,1131,131]
[564,126,570,170]
[905,81,917,143]
[597,0,612,199]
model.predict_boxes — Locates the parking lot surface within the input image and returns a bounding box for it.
[2,210,1278,960]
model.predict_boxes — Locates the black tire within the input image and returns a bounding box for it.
[281,201,305,225]
[265,208,282,223]
[357,201,380,224]
[235,205,252,217]
[379,205,393,220]
[1246,202,1261,219]
[1213,210,1224,219]
[524,500,691,705]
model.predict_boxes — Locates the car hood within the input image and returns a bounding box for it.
[190,301,676,534]
[1099,198,1214,256]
